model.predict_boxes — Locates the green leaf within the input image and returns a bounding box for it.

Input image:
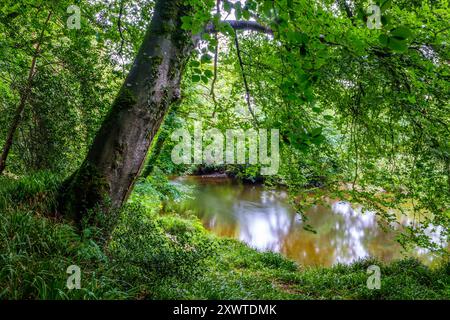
[387,37,408,52]
[201,33,211,41]
[191,75,200,82]
[180,16,192,30]
[208,37,218,47]
[190,60,200,67]
[235,2,242,20]
[390,26,413,40]
[379,34,389,46]
[203,70,214,78]
[381,15,391,26]
[243,9,250,20]
[381,0,392,12]
[311,134,325,145]
[262,0,272,16]
[201,54,212,64]
[407,96,416,103]
[223,0,231,13]
[310,127,322,137]
[286,31,307,44]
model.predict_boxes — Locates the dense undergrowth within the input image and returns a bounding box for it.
[0,173,449,299]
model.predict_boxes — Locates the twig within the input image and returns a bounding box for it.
[205,20,273,35]
[118,0,126,76]
[233,30,258,126]
[211,0,220,118]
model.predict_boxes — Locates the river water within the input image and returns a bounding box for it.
[170,175,446,267]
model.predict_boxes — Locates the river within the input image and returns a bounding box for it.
[169,175,446,267]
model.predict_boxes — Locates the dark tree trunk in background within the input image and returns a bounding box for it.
[0,11,52,175]
[141,103,180,178]
[59,0,193,223]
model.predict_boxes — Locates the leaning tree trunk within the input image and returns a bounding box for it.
[59,0,193,223]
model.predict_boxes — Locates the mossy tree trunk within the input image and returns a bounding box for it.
[59,0,193,223]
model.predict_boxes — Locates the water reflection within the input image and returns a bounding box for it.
[170,176,446,267]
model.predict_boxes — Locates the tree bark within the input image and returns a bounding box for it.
[59,0,193,222]
[0,11,52,174]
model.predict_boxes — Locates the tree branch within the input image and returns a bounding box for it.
[117,0,126,75]
[211,0,220,118]
[234,30,258,126]
[337,0,353,19]
[205,20,273,35]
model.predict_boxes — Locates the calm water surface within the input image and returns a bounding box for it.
[170,175,446,267]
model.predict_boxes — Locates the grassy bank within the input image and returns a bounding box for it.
[0,173,449,300]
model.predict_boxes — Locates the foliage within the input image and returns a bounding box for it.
[0,0,448,300]
[161,0,450,251]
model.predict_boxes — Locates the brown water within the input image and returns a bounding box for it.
[170,175,446,267]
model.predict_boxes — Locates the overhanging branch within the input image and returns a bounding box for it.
[205,20,273,35]
[233,30,258,126]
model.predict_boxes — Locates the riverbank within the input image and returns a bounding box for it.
[1,173,449,299]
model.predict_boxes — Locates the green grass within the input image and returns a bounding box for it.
[0,173,449,300]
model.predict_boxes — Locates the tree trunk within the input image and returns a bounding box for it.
[141,103,180,178]
[0,11,52,175]
[59,0,193,223]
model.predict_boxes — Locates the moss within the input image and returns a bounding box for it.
[148,0,184,37]
[112,87,137,111]
[147,56,163,82]
[58,161,110,227]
